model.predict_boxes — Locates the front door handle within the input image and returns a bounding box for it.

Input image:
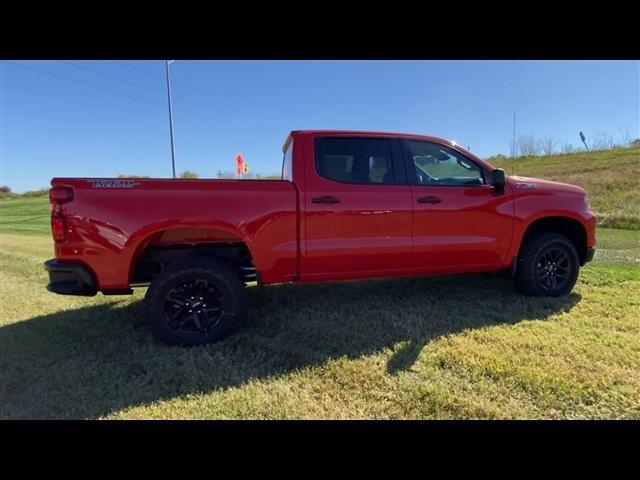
[417,195,442,204]
[312,195,341,204]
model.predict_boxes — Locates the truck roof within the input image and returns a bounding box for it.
[285,129,461,153]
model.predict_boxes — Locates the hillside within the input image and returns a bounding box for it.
[489,146,640,229]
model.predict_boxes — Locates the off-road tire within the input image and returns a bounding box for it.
[514,232,580,297]
[144,256,246,346]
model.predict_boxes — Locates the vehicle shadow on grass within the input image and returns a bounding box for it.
[0,274,581,419]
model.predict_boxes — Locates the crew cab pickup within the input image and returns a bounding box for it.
[45,130,596,345]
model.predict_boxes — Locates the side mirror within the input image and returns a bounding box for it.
[492,168,506,188]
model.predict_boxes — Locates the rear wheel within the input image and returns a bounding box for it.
[144,257,246,346]
[514,232,580,297]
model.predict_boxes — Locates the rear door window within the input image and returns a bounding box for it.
[315,137,395,184]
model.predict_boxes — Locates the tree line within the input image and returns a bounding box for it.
[508,128,639,158]
[116,171,282,180]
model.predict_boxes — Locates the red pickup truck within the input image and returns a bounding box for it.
[45,130,596,345]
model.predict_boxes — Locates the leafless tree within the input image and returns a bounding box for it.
[560,143,575,154]
[516,135,539,157]
[617,127,633,147]
[591,131,615,150]
[538,136,556,155]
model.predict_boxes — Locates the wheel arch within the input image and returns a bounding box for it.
[518,216,589,265]
[126,222,258,285]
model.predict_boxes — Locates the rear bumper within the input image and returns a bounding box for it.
[44,259,97,296]
[584,247,595,264]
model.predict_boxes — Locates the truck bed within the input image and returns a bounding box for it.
[51,178,298,290]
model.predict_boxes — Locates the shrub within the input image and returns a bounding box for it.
[21,188,50,197]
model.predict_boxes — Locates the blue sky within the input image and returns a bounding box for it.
[1,60,638,192]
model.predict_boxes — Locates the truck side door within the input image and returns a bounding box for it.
[300,135,413,280]
[403,139,514,270]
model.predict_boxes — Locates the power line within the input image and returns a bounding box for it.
[7,61,166,109]
[64,61,219,117]
[111,60,161,78]
[62,61,166,94]
[108,60,219,115]
[111,60,216,95]
[6,61,217,121]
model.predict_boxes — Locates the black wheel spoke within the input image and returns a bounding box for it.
[535,244,574,292]
[168,310,191,328]
[167,293,188,308]
[168,308,184,322]
[163,278,226,335]
[191,312,203,331]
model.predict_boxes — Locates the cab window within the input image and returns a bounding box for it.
[315,138,395,184]
[406,140,485,186]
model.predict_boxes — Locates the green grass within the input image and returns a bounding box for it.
[1,219,638,418]
[0,195,50,236]
[489,146,640,230]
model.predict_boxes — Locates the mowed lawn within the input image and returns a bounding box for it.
[0,196,639,419]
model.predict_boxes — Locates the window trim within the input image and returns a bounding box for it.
[281,139,293,181]
[400,138,489,187]
[313,137,407,186]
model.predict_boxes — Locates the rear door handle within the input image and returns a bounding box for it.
[417,195,442,204]
[312,195,341,204]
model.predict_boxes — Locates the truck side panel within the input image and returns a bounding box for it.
[51,178,298,289]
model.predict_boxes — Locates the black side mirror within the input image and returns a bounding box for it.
[492,168,506,188]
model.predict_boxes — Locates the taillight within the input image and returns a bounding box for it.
[51,209,66,242]
[49,187,72,242]
[49,187,73,204]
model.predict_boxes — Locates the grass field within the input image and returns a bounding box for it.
[1,194,639,419]
[0,195,50,235]
[489,146,640,229]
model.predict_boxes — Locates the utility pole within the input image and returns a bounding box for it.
[165,60,176,178]
[511,110,516,157]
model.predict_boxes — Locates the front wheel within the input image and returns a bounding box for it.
[144,257,247,346]
[514,232,580,297]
